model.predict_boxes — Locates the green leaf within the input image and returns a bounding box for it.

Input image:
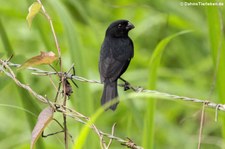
[73,107,104,149]
[206,0,225,137]
[26,2,42,28]
[142,30,192,149]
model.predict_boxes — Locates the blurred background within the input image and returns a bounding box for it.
[0,0,225,148]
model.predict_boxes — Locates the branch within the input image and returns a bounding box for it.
[35,0,68,147]
[0,59,143,149]
[0,60,48,104]
[36,0,61,60]
[55,104,143,149]
[6,61,225,113]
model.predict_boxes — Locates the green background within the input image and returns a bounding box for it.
[0,0,225,148]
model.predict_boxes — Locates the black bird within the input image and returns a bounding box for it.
[99,20,135,110]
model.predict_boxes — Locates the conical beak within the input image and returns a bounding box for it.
[126,22,135,30]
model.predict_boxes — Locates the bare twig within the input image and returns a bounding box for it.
[48,74,58,91]
[215,104,221,122]
[0,59,143,149]
[0,60,48,104]
[198,103,206,149]
[62,76,68,149]
[55,105,143,149]
[36,0,61,61]
[35,0,69,147]
[121,137,139,149]
[106,123,116,149]
[6,61,225,113]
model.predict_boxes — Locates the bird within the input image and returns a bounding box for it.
[99,20,135,111]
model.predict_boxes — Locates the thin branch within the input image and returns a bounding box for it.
[42,130,64,138]
[0,59,143,149]
[198,103,205,149]
[0,60,48,104]
[107,123,116,149]
[48,74,58,91]
[6,61,225,112]
[55,105,143,149]
[35,1,68,147]
[36,0,61,60]
[62,77,68,149]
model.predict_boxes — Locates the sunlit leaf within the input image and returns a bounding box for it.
[19,51,58,69]
[30,107,54,149]
[26,2,42,28]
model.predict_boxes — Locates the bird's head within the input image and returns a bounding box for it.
[105,20,135,38]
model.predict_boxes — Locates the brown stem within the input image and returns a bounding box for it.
[63,78,68,149]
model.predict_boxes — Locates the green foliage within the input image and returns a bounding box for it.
[73,107,104,149]
[206,0,225,139]
[143,30,191,149]
[0,0,224,149]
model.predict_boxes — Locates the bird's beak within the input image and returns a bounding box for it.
[126,22,135,30]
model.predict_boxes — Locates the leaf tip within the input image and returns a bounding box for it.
[26,2,42,28]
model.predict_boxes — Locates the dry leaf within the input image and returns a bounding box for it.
[19,51,58,69]
[30,107,54,149]
[26,2,42,28]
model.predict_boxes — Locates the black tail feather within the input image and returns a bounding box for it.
[101,81,119,111]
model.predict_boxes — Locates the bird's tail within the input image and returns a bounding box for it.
[101,81,119,111]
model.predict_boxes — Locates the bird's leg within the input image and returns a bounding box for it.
[119,77,130,91]
[70,66,79,88]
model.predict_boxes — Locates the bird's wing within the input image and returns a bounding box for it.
[99,56,130,82]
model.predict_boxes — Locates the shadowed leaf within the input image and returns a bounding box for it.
[30,107,54,149]
[26,2,42,28]
[19,51,58,69]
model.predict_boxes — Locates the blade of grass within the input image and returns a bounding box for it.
[0,18,43,148]
[206,0,225,137]
[0,18,14,55]
[73,107,104,149]
[142,30,192,149]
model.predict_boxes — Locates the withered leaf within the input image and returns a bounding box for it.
[26,2,42,28]
[19,51,58,69]
[30,107,54,149]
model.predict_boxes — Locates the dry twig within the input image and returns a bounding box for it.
[0,59,143,149]
[6,61,225,113]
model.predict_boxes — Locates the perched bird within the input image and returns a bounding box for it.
[99,20,135,110]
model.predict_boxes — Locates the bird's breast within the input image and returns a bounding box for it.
[108,38,133,61]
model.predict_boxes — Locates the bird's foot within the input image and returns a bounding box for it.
[124,82,130,91]
[119,77,130,91]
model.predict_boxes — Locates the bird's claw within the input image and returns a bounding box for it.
[124,81,130,91]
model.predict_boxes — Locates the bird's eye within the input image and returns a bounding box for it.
[118,24,122,28]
